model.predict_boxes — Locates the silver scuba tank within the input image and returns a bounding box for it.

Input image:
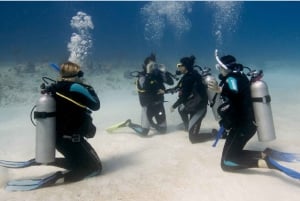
[201,68,222,121]
[34,93,56,164]
[250,70,276,141]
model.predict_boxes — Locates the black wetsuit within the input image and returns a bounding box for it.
[135,69,173,135]
[50,81,102,182]
[218,72,260,171]
[172,70,211,143]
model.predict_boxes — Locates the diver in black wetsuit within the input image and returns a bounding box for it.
[208,51,276,171]
[44,61,102,184]
[126,53,174,136]
[170,55,216,143]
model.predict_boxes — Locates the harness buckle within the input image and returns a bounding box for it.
[63,134,81,142]
[71,134,81,142]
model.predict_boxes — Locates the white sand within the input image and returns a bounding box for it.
[0,65,300,201]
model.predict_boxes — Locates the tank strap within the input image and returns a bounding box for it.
[252,95,271,103]
[34,111,56,119]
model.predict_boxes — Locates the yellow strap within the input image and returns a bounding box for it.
[136,80,146,93]
[56,92,87,109]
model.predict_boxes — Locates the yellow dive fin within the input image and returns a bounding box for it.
[106,119,131,133]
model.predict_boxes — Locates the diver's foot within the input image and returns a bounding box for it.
[124,119,132,127]
[176,123,188,131]
[264,156,277,169]
[211,128,218,137]
[263,148,272,156]
[139,132,149,137]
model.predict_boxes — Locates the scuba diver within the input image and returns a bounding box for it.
[37,61,102,186]
[106,53,174,136]
[208,50,280,172]
[130,53,174,135]
[169,55,217,144]
[0,61,102,191]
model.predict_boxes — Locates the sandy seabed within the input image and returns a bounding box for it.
[0,65,300,201]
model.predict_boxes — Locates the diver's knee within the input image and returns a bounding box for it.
[86,162,102,177]
[220,160,238,172]
[141,128,150,135]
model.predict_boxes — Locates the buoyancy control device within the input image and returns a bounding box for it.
[32,77,56,164]
[249,70,276,141]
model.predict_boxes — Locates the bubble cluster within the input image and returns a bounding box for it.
[67,11,94,66]
[141,1,193,43]
[207,1,243,46]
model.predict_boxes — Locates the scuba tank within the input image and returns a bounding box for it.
[33,79,56,164]
[195,66,222,121]
[249,70,276,142]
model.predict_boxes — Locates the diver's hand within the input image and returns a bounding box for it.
[165,88,177,94]
[207,80,222,93]
[170,106,175,113]
[157,89,165,95]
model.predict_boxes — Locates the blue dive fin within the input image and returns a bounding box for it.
[212,126,225,147]
[6,171,63,191]
[264,148,300,163]
[266,157,300,179]
[0,159,38,168]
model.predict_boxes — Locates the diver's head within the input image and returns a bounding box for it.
[176,55,196,75]
[59,61,84,82]
[215,49,241,76]
[143,53,156,72]
[144,53,156,65]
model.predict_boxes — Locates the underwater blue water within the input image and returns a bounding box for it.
[0,1,300,69]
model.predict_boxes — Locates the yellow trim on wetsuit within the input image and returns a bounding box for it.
[136,80,145,93]
[56,92,87,109]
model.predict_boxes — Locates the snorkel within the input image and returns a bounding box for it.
[49,63,60,72]
[215,49,231,76]
[215,49,228,70]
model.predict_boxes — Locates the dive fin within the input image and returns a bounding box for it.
[212,126,225,147]
[6,171,63,191]
[0,159,39,168]
[266,157,300,180]
[264,148,300,163]
[106,119,131,133]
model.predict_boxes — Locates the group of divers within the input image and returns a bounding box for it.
[1,49,300,191]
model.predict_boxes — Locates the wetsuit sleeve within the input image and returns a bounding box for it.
[69,83,100,111]
[221,76,239,96]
